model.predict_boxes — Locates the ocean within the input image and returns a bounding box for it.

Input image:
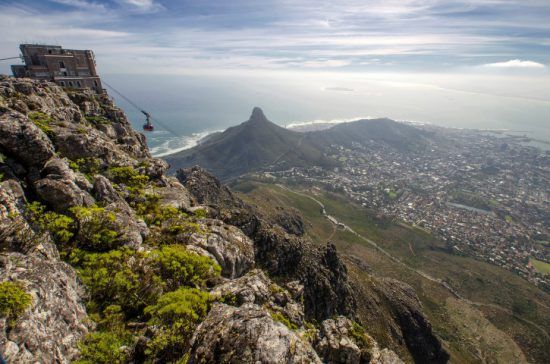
[102,72,550,156]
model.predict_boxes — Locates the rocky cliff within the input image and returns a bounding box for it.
[0,76,446,363]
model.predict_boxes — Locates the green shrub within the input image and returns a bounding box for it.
[193,208,208,219]
[70,205,123,251]
[144,287,212,362]
[269,310,298,330]
[29,112,55,137]
[108,166,149,193]
[85,115,111,125]
[0,281,32,320]
[135,196,205,245]
[73,248,162,318]
[152,245,221,290]
[69,157,101,180]
[25,201,75,245]
[75,331,132,364]
[350,321,373,349]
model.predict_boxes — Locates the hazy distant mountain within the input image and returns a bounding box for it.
[165,107,332,180]
[165,109,432,180]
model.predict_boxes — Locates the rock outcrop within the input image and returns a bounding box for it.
[185,219,255,279]
[0,252,91,363]
[188,303,322,364]
[177,166,358,322]
[177,166,449,363]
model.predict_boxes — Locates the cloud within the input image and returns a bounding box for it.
[50,0,106,12]
[300,60,352,68]
[483,59,546,68]
[324,87,355,92]
[117,0,164,13]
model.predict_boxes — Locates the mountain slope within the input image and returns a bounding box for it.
[165,107,333,180]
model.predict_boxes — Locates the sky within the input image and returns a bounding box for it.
[0,0,549,147]
[1,0,549,74]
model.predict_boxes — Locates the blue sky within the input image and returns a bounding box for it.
[1,0,549,74]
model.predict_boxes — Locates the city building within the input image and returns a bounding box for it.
[11,44,103,92]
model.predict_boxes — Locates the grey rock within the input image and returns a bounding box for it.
[0,112,55,168]
[0,179,58,259]
[315,316,368,364]
[188,303,322,364]
[156,176,193,210]
[186,219,254,278]
[104,200,148,248]
[0,252,92,364]
[371,349,405,364]
[34,157,95,213]
[92,174,124,204]
[34,177,95,213]
[211,269,305,327]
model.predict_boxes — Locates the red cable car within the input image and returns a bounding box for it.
[142,110,154,131]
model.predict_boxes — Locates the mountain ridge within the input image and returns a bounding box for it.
[165,107,334,180]
[165,108,432,181]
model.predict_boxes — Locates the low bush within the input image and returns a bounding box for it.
[85,115,111,125]
[71,248,162,319]
[144,287,213,362]
[107,166,149,195]
[69,157,101,180]
[25,201,74,246]
[152,244,221,291]
[70,205,123,251]
[269,310,298,330]
[0,281,32,320]
[75,331,132,364]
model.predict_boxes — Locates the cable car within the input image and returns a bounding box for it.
[142,110,154,131]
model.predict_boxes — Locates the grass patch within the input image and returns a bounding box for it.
[28,111,55,137]
[531,258,550,275]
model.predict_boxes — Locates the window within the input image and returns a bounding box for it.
[59,81,65,86]
[68,81,73,87]
[59,61,65,68]
[48,49,52,54]
[94,80,98,87]
[76,81,82,87]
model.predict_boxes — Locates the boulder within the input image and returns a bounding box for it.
[156,176,193,209]
[315,317,369,364]
[211,269,305,327]
[33,157,95,213]
[92,174,123,204]
[0,112,55,168]
[186,219,254,279]
[188,303,322,364]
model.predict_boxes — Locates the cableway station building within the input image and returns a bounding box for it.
[11,44,103,92]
